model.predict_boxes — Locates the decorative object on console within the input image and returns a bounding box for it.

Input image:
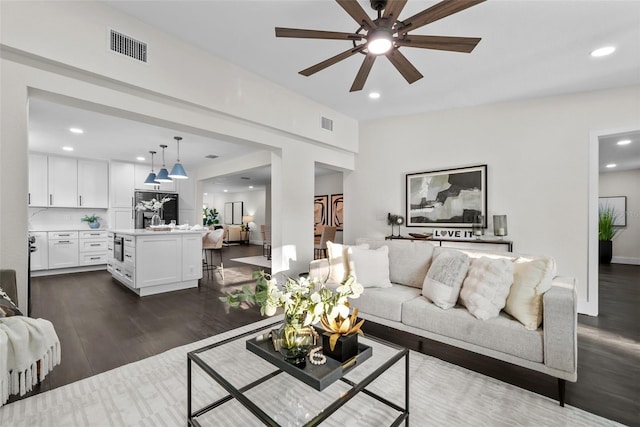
[168,136,188,179]
[330,194,344,231]
[155,144,172,183]
[387,213,404,237]
[472,214,484,238]
[81,214,101,229]
[219,271,364,364]
[143,150,160,185]
[598,204,620,264]
[493,214,508,238]
[406,164,487,228]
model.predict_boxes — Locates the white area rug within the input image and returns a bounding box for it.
[231,256,271,269]
[0,317,620,427]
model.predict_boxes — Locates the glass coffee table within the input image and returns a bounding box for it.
[187,319,409,426]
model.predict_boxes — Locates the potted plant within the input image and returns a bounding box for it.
[598,205,619,264]
[203,208,219,227]
[81,214,101,229]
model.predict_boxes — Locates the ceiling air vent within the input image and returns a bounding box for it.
[205,154,219,159]
[109,29,148,63]
[321,116,334,132]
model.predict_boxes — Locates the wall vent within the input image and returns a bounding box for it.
[204,154,219,159]
[321,116,334,131]
[110,29,148,63]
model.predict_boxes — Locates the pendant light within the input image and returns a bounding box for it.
[155,144,172,183]
[144,150,160,185]
[168,136,188,179]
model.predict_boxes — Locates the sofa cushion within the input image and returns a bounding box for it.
[349,284,421,322]
[460,257,515,320]
[505,257,555,330]
[422,249,470,309]
[326,242,370,283]
[357,238,435,288]
[348,245,392,288]
[402,296,544,363]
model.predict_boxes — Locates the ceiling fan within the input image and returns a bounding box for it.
[275,0,485,92]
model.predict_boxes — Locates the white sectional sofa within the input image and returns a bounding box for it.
[309,238,577,406]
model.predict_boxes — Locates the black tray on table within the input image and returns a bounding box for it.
[245,329,372,391]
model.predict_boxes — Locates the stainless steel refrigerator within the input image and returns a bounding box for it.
[134,191,179,229]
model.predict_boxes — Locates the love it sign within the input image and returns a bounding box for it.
[433,229,476,240]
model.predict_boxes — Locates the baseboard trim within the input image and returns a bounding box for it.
[611,256,640,265]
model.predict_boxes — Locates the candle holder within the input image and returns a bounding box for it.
[472,215,484,239]
[493,215,508,239]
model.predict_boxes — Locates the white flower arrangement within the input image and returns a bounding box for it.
[135,196,173,213]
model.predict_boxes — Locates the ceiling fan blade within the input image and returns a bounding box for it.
[395,35,481,53]
[275,27,363,41]
[397,0,486,34]
[336,0,376,30]
[385,49,423,84]
[383,0,408,20]
[350,54,377,92]
[299,45,366,77]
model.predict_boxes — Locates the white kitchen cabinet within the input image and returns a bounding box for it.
[136,235,182,288]
[182,233,203,281]
[78,230,108,266]
[29,231,48,271]
[111,208,134,229]
[78,159,109,208]
[48,231,79,268]
[110,161,135,208]
[28,153,48,207]
[48,156,78,207]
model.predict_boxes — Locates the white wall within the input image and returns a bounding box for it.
[315,172,344,244]
[347,86,640,315]
[600,169,640,264]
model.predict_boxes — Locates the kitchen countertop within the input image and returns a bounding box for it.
[29,228,108,232]
[109,228,205,236]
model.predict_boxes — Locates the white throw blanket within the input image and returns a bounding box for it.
[0,317,61,406]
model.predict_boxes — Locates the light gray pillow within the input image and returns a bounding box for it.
[348,245,392,288]
[422,250,470,309]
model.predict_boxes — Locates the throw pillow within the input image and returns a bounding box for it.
[459,257,515,320]
[326,241,369,283]
[348,245,392,288]
[0,287,23,317]
[422,250,470,309]
[505,257,555,330]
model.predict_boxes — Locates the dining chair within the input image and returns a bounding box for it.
[261,224,272,260]
[314,226,336,259]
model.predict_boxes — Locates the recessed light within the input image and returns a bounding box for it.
[203,193,208,196]
[136,156,145,161]
[617,139,631,145]
[62,146,74,151]
[69,127,84,134]
[249,186,254,189]
[369,92,381,99]
[606,163,617,168]
[223,189,228,193]
[590,46,615,57]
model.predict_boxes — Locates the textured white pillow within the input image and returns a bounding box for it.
[422,250,470,309]
[460,257,515,320]
[326,241,369,283]
[505,257,555,330]
[348,245,392,288]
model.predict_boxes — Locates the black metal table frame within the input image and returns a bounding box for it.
[187,319,410,427]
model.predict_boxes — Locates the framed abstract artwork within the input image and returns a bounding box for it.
[599,196,627,227]
[314,195,329,229]
[330,193,344,231]
[406,165,487,228]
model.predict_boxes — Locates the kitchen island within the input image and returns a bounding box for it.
[107,229,203,296]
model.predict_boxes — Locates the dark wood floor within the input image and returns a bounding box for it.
[18,248,640,426]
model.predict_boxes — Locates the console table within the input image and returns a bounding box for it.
[386,235,514,252]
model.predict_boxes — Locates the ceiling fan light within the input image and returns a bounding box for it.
[367,28,393,55]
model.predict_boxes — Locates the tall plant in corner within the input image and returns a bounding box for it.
[598,205,619,264]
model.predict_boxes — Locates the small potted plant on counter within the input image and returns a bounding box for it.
[81,214,101,229]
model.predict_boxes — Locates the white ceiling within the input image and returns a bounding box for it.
[599,130,640,173]
[27,1,640,194]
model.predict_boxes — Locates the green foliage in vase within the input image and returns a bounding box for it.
[203,208,219,226]
[81,214,100,223]
[598,205,619,241]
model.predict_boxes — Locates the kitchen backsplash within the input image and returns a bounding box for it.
[29,207,109,231]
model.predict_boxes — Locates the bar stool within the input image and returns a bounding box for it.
[202,228,224,280]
